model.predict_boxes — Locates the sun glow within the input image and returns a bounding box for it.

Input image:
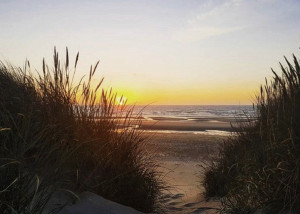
[116,96,127,106]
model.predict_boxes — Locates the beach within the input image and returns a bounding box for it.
[141,115,234,214]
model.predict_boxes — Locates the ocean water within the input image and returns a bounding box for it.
[133,105,255,120]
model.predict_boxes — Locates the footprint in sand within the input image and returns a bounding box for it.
[183,202,198,207]
[160,198,172,203]
[171,193,184,199]
[168,201,181,206]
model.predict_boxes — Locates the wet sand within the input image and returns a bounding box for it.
[138,115,252,132]
[141,120,232,132]
[143,132,228,214]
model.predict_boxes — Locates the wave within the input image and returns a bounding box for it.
[143,129,235,136]
[131,105,255,120]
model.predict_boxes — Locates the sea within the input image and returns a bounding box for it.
[132,105,255,120]
[128,105,255,136]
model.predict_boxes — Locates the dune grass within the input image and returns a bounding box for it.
[204,54,300,213]
[0,48,163,213]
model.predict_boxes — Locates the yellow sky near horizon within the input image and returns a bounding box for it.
[100,80,260,105]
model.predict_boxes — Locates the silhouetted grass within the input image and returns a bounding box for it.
[204,54,300,213]
[0,48,163,213]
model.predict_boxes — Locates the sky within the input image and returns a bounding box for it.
[0,0,300,105]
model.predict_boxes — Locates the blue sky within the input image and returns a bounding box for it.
[0,0,300,104]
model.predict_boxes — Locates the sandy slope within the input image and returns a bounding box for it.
[144,132,226,214]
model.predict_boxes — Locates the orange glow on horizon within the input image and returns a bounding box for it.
[112,83,258,106]
[89,77,259,106]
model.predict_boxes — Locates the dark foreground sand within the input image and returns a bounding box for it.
[143,131,228,214]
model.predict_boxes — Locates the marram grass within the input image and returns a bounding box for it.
[0,48,164,213]
[204,54,300,214]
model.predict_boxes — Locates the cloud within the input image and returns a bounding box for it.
[172,0,297,42]
[174,26,244,42]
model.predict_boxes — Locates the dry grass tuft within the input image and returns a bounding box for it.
[0,48,164,213]
[204,54,300,214]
